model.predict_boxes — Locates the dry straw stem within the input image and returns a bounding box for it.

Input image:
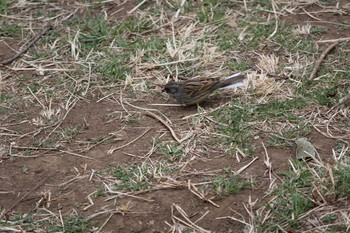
[52,174,90,190]
[317,37,350,43]
[328,94,350,112]
[45,97,78,140]
[262,142,275,191]
[268,0,279,39]
[170,203,211,233]
[182,102,230,120]
[313,123,350,140]
[124,100,172,123]
[310,105,350,140]
[216,215,252,230]
[103,181,154,202]
[0,226,22,232]
[187,180,220,208]
[80,134,123,152]
[86,210,117,221]
[59,149,95,160]
[301,7,322,21]
[107,128,151,154]
[96,213,114,233]
[234,157,259,175]
[83,191,97,210]
[127,0,147,14]
[11,145,95,160]
[143,110,183,143]
[1,25,53,65]
[310,42,338,80]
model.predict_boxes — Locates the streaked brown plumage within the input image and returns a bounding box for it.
[162,73,246,106]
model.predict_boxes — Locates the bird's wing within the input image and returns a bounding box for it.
[183,78,220,97]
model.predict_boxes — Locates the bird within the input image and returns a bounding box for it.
[162,72,246,106]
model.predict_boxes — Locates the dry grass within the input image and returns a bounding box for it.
[0,0,349,232]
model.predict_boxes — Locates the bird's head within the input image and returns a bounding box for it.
[162,82,180,96]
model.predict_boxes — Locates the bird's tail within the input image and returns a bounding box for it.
[219,72,246,89]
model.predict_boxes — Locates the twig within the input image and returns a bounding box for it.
[0,227,21,232]
[124,101,172,124]
[268,0,278,39]
[188,180,220,208]
[80,134,122,152]
[45,97,78,140]
[149,103,182,107]
[127,0,147,14]
[216,216,250,227]
[153,57,199,67]
[10,145,95,160]
[59,149,95,160]
[234,157,259,175]
[310,42,338,80]
[107,128,150,154]
[174,0,186,18]
[182,102,230,120]
[1,25,53,65]
[171,204,211,233]
[27,87,46,109]
[317,37,350,43]
[12,145,58,151]
[312,125,350,140]
[143,111,182,143]
[97,213,114,233]
[262,142,275,191]
[301,7,322,21]
[105,190,154,202]
[327,94,350,113]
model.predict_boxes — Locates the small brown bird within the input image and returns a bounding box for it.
[162,72,246,106]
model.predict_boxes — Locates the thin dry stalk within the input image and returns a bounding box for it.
[182,103,230,120]
[170,204,211,233]
[108,128,150,154]
[80,133,123,153]
[97,213,114,233]
[328,94,350,112]
[128,0,147,14]
[124,101,172,123]
[268,0,279,39]
[59,149,95,160]
[59,209,64,228]
[54,174,89,190]
[1,25,53,65]
[83,191,96,211]
[301,7,322,21]
[234,157,259,175]
[11,145,94,160]
[262,142,275,192]
[317,37,350,43]
[188,180,220,208]
[0,227,22,232]
[143,111,183,143]
[45,97,78,140]
[310,42,338,80]
[101,179,154,202]
[216,215,252,230]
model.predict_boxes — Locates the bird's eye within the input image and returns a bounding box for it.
[164,86,177,94]
[168,87,177,94]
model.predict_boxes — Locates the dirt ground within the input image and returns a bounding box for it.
[1,1,350,232]
[0,96,341,232]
